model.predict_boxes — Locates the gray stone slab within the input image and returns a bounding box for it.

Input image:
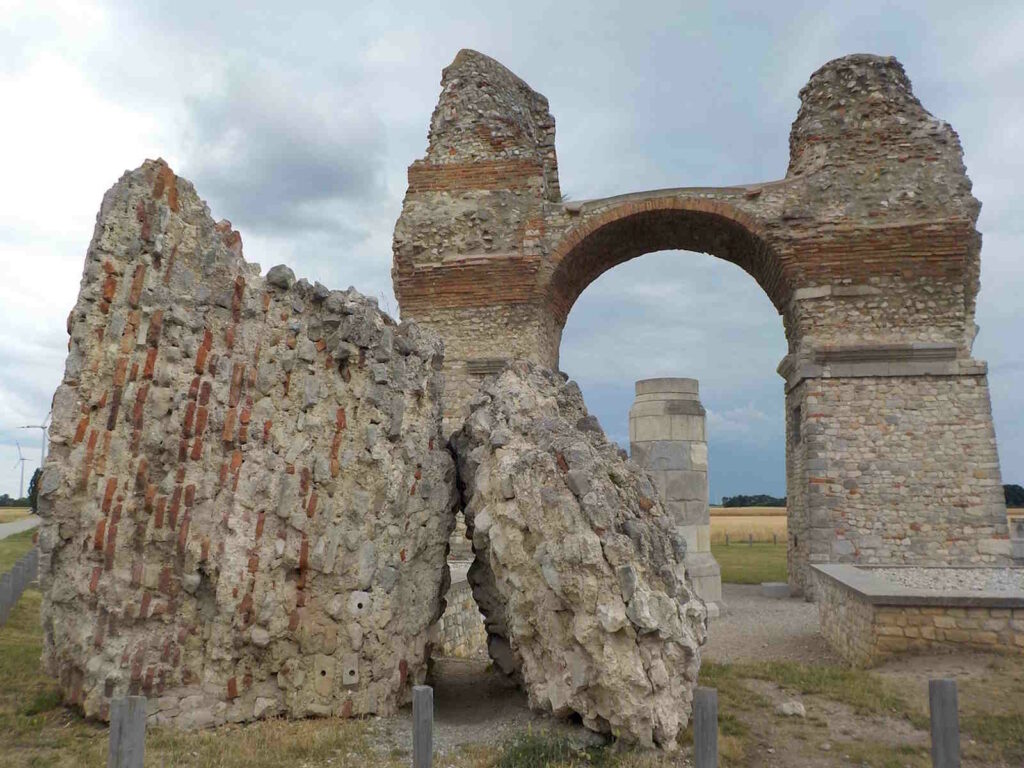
[811,564,1024,608]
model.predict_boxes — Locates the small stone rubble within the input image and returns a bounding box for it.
[452,363,707,749]
[37,160,458,727]
[869,567,1024,594]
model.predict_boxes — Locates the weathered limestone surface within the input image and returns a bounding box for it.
[37,160,458,726]
[453,363,707,748]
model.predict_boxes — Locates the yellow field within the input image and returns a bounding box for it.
[0,508,32,525]
[709,506,785,517]
[709,507,786,545]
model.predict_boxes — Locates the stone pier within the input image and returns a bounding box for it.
[629,378,723,616]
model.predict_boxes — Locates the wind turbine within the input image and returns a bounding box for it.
[12,442,27,498]
[21,410,51,470]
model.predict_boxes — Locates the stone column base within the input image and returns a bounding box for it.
[685,550,725,618]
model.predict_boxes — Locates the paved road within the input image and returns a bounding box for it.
[0,515,40,541]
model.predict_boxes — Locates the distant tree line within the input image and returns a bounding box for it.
[721,494,786,508]
[1,468,41,511]
[1007,484,1024,508]
[720,486,1022,509]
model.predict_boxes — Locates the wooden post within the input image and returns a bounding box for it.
[0,573,10,624]
[694,686,718,768]
[725,533,729,546]
[748,533,753,547]
[929,679,960,768]
[107,695,146,768]
[413,685,433,768]
[773,533,778,546]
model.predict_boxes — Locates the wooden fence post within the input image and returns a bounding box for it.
[107,695,146,768]
[748,533,753,547]
[929,679,960,768]
[413,685,433,768]
[0,573,10,624]
[694,686,718,768]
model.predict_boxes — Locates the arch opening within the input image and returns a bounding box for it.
[545,201,792,349]
[559,246,790,607]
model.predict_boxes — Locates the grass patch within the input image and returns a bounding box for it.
[0,508,32,524]
[732,660,913,719]
[0,529,37,573]
[962,712,1024,763]
[496,731,612,767]
[710,542,786,584]
[841,742,930,768]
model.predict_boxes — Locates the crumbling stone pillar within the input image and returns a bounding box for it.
[629,379,723,616]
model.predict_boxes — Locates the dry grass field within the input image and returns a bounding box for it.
[0,507,33,525]
[709,507,786,545]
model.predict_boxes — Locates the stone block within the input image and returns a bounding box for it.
[664,470,707,502]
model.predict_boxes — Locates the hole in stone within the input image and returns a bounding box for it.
[320,669,327,677]
[357,602,364,609]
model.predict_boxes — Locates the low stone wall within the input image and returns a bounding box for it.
[433,563,487,660]
[814,564,1024,667]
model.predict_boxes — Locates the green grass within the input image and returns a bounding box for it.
[495,731,613,768]
[731,660,914,719]
[710,542,786,584]
[0,529,36,573]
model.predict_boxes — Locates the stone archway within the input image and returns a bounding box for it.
[393,49,1011,595]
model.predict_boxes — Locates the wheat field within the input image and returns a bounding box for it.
[709,506,787,544]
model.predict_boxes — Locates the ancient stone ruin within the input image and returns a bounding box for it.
[629,378,722,616]
[453,364,705,747]
[394,50,1012,595]
[37,162,458,727]
[35,46,1015,748]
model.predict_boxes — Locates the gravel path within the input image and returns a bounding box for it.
[0,515,39,541]
[702,583,838,665]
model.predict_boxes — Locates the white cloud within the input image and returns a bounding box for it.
[0,0,1021,498]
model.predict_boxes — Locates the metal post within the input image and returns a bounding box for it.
[107,696,146,768]
[412,685,433,768]
[929,679,960,768]
[694,686,718,768]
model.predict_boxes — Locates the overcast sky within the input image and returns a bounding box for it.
[1,1,1021,503]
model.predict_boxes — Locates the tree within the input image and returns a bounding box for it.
[28,468,42,513]
[721,494,786,508]
[1006,484,1024,508]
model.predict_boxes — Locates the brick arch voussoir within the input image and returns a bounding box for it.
[545,197,788,325]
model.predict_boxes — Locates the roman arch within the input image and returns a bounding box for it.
[392,49,1011,594]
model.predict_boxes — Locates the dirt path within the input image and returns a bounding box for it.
[703,583,839,665]
[0,515,39,541]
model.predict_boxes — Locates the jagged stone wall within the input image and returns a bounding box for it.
[37,160,458,726]
[393,50,1011,593]
[453,363,707,749]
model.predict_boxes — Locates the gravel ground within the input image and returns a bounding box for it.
[369,658,605,759]
[702,583,838,665]
[368,583,837,758]
[869,566,1024,593]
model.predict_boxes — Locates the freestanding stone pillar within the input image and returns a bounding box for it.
[629,378,724,616]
